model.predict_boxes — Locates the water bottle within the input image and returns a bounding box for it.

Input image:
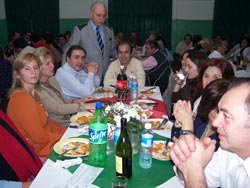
[130,75,138,101]
[128,75,133,90]
[139,123,154,169]
[88,101,108,167]
[115,118,132,179]
[117,65,128,103]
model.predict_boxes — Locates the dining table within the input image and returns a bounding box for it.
[30,87,183,188]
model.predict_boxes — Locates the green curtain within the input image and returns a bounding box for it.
[4,0,59,39]
[108,0,172,49]
[213,0,250,44]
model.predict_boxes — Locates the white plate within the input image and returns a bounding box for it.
[53,138,89,157]
[152,140,171,161]
[130,99,156,106]
[70,111,93,125]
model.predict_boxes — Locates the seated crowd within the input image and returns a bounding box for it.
[1,25,250,187]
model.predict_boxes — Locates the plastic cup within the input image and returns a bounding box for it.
[112,176,128,188]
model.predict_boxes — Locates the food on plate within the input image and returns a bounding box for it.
[153,141,171,160]
[150,120,161,130]
[95,88,113,94]
[62,141,89,156]
[141,89,154,94]
[75,115,92,125]
[137,110,151,118]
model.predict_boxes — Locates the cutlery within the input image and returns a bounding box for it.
[162,138,170,156]
[58,144,78,158]
[156,117,169,130]
[145,102,158,106]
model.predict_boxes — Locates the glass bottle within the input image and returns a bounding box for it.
[115,118,132,179]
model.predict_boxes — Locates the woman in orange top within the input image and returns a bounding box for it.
[7,51,65,158]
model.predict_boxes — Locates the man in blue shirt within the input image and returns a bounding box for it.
[55,45,100,98]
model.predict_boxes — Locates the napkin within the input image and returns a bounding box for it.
[147,97,168,117]
[56,157,82,168]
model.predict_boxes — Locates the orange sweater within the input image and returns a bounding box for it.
[7,91,66,157]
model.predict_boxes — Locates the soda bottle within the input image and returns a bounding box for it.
[117,65,127,102]
[139,123,154,169]
[115,118,132,179]
[130,75,138,101]
[88,101,108,167]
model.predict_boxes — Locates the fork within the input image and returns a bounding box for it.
[162,138,170,156]
[58,145,78,158]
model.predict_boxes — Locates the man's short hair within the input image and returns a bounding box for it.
[117,40,132,53]
[90,1,107,11]
[66,45,86,58]
[145,39,159,49]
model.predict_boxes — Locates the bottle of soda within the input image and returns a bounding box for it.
[115,118,132,179]
[139,123,154,169]
[130,75,138,101]
[117,65,127,103]
[88,101,108,167]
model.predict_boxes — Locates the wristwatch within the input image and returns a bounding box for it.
[180,130,194,135]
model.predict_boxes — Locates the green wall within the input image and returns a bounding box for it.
[0,19,8,47]
[59,18,89,34]
[0,18,213,50]
[171,19,213,51]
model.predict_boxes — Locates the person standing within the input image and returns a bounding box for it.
[67,1,117,82]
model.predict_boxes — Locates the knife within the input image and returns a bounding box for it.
[156,117,169,130]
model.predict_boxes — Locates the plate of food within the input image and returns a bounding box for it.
[70,111,93,125]
[53,138,89,157]
[140,87,156,95]
[147,118,173,130]
[130,99,157,109]
[152,140,172,161]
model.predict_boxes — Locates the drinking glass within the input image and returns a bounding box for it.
[112,176,128,188]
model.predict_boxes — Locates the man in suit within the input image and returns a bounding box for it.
[68,1,117,83]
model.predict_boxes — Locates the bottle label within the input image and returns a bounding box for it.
[117,80,128,90]
[141,134,153,147]
[131,82,138,89]
[89,128,107,144]
[116,155,123,174]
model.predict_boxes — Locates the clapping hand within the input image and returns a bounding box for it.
[87,62,98,74]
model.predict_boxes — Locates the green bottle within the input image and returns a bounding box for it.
[115,118,132,179]
[88,101,108,167]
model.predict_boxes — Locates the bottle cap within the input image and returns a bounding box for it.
[145,123,152,129]
[95,101,102,109]
[120,65,124,70]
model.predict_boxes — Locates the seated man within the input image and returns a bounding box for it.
[104,40,145,88]
[142,39,171,93]
[170,78,250,188]
[55,45,100,98]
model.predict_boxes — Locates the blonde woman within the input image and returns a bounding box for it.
[7,52,65,158]
[34,47,95,127]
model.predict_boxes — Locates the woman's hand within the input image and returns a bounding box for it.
[82,96,96,103]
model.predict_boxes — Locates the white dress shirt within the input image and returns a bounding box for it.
[205,148,250,188]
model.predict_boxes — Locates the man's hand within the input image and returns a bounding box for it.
[171,134,197,165]
[87,62,98,74]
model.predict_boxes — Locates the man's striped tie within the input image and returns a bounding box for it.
[96,26,104,55]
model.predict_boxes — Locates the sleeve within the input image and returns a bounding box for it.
[0,181,22,188]
[94,75,101,87]
[39,89,79,115]
[133,59,145,88]
[103,61,119,87]
[56,69,94,98]
[8,93,64,146]
[142,56,158,70]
